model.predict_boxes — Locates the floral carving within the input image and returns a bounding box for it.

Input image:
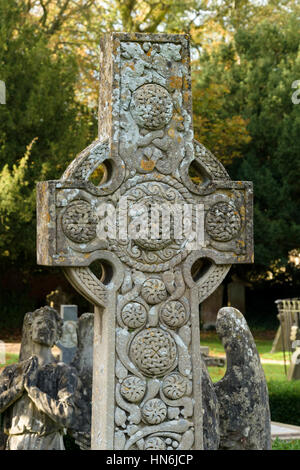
[160,301,186,328]
[130,328,177,376]
[141,278,168,304]
[121,302,147,328]
[142,399,167,424]
[162,373,187,399]
[120,376,146,403]
[206,202,241,242]
[61,200,97,243]
[144,436,166,450]
[130,84,173,130]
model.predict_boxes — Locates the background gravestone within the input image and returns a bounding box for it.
[200,284,224,330]
[36,32,254,450]
[56,305,78,364]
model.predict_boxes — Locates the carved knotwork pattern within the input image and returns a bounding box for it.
[120,376,146,403]
[130,84,173,130]
[61,200,97,243]
[130,328,177,376]
[121,302,147,328]
[160,300,186,328]
[142,399,167,424]
[206,201,241,242]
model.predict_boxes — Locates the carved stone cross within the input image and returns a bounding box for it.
[36,33,253,450]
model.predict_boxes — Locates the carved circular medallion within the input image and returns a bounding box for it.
[130,328,177,376]
[142,399,167,424]
[61,200,97,243]
[206,202,241,242]
[120,376,146,403]
[110,176,197,273]
[162,373,187,399]
[144,437,166,450]
[130,84,173,130]
[121,302,147,328]
[160,301,186,328]
[141,278,168,305]
[129,196,174,251]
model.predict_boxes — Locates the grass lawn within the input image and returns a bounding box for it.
[0,353,19,369]
[272,439,300,450]
[207,363,288,383]
[201,330,287,361]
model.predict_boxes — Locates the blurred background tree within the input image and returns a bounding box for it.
[0,0,299,329]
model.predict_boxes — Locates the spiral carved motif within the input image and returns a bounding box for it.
[121,302,147,328]
[144,437,166,450]
[142,399,167,424]
[162,373,187,399]
[130,328,177,376]
[160,300,186,328]
[141,278,168,305]
[120,376,146,403]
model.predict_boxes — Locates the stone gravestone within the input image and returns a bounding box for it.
[227,279,246,314]
[200,284,224,330]
[36,33,253,450]
[56,305,78,364]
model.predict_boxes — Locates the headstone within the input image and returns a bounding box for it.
[201,284,224,330]
[36,32,254,450]
[56,305,78,364]
[214,307,271,449]
[227,280,246,314]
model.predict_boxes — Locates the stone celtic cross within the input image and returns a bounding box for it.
[37,33,253,450]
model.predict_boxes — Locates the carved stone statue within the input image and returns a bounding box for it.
[0,306,78,450]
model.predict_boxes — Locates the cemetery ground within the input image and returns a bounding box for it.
[1,327,300,450]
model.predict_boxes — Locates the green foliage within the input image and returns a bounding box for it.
[268,380,300,426]
[272,438,300,450]
[0,0,97,270]
[193,13,300,277]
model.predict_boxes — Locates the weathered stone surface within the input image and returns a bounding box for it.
[214,307,271,450]
[0,306,78,450]
[201,355,220,450]
[36,33,254,450]
[69,312,94,449]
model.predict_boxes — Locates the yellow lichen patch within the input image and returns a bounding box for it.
[183,91,190,104]
[169,75,182,90]
[167,128,175,138]
[240,206,246,218]
[141,160,155,171]
[84,254,90,258]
